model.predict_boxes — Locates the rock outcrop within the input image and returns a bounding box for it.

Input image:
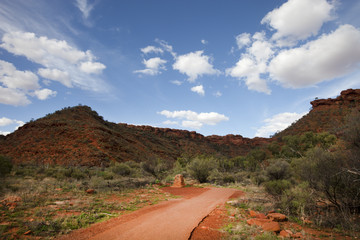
[172,174,185,188]
[310,89,360,110]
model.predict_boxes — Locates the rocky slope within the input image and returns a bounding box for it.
[1,88,359,166]
[275,89,360,138]
[0,106,268,166]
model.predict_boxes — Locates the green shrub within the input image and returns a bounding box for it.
[140,157,172,180]
[280,182,315,217]
[266,159,291,180]
[111,162,132,176]
[264,179,291,197]
[187,156,217,183]
[0,155,12,177]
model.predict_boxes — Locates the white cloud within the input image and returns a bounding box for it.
[255,112,306,137]
[0,117,14,126]
[269,24,360,88]
[0,117,25,135]
[191,85,205,96]
[163,120,179,125]
[214,91,222,97]
[0,60,39,90]
[0,86,30,106]
[141,46,164,55]
[227,31,274,94]
[248,38,274,63]
[155,39,176,58]
[38,68,72,87]
[79,61,106,74]
[182,120,203,129]
[201,39,208,45]
[0,31,107,92]
[33,88,57,100]
[76,0,94,19]
[171,80,183,86]
[173,51,220,82]
[261,0,334,45]
[158,110,229,129]
[134,57,167,76]
[236,33,251,49]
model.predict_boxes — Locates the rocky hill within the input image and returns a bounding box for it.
[0,106,268,166]
[1,88,359,166]
[276,89,360,137]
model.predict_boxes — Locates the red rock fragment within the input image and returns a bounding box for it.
[257,213,267,219]
[86,189,95,194]
[267,212,287,222]
[262,221,280,232]
[279,230,292,238]
[291,232,303,238]
[172,174,185,188]
[249,210,258,218]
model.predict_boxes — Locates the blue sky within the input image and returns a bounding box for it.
[0,0,360,137]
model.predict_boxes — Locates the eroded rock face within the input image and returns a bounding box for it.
[311,89,360,110]
[172,174,185,188]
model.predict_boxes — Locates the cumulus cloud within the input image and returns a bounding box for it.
[158,110,229,129]
[0,60,58,105]
[0,117,24,135]
[201,39,208,45]
[0,60,39,90]
[261,0,334,45]
[269,24,360,88]
[79,61,106,74]
[0,86,30,106]
[33,88,57,100]
[76,0,94,19]
[0,117,14,126]
[236,33,251,49]
[255,112,306,137]
[191,85,205,96]
[134,57,167,76]
[173,51,220,82]
[141,46,164,55]
[226,32,273,94]
[0,31,107,92]
[38,68,72,87]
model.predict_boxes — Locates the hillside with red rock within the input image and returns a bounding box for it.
[0,88,359,166]
[275,88,360,138]
[0,106,268,166]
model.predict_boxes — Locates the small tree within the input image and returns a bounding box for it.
[140,157,172,180]
[187,156,217,183]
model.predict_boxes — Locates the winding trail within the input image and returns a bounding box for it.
[58,187,241,240]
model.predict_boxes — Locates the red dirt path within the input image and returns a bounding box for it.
[58,187,242,240]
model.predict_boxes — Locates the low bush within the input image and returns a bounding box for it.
[187,156,218,183]
[264,179,291,197]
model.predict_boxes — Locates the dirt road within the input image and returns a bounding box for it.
[59,187,241,240]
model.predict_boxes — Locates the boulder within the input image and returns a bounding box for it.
[172,174,185,188]
[267,212,287,222]
[262,221,280,232]
[246,218,280,232]
[86,189,96,194]
[279,230,292,238]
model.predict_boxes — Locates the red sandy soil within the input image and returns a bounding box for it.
[57,187,243,240]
